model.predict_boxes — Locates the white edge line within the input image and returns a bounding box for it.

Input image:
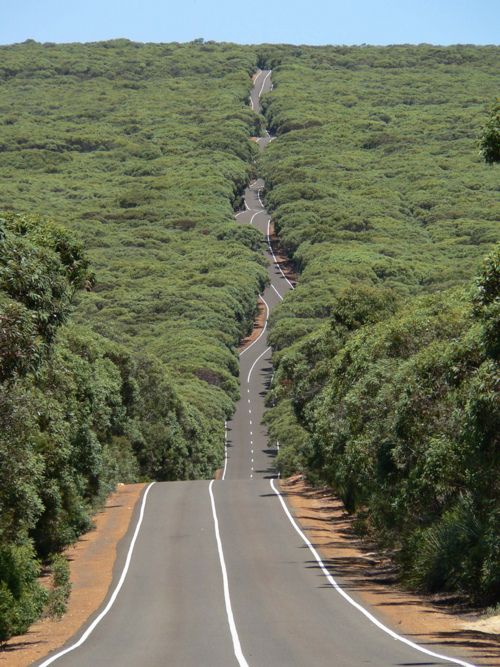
[269,479,476,667]
[250,68,263,111]
[267,219,294,289]
[240,295,270,357]
[250,209,266,225]
[247,346,271,384]
[259,70,272,98]
[222,420,228,480]
[38,482,156,666]
[209,481,249,667]
[271,284,284,301]
[257,188,264,208]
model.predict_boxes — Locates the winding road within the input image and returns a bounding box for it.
[35,70,477,667]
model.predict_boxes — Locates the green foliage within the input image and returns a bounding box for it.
[0,40,267,641]
[407,497,499,599]
[480,99,500,164]
[0,543,47,642]
[473,246,500,358]
[259,45,500,602]
[0,39,266,471]
[45,554,71,619]
[0,212,92,380]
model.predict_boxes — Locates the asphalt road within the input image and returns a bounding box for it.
[36,70,476,667]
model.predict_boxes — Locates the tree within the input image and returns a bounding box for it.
[480,100,500,164]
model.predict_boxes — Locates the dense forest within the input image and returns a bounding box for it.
[0,40,268,640]
[0,41,498,640]
[257,45,499,602]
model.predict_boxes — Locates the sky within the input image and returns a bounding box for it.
[1,0,499,46]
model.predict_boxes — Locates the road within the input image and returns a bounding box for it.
[36,70,476,667]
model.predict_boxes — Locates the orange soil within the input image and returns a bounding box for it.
[0,483,146,667]
[7,95,488,667]
[280,475,500,666]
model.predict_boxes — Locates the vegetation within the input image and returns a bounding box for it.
[257,45,499,602]
[0,40,498,638]
[481,99,500,164]
[0,40,266,640]
[46,554,71,619]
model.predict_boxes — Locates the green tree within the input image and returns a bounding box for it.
[480,100,500,164]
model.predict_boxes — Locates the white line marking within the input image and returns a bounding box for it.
[209,481,249,667]
[257,189,264,208]
[239,295,270,358]
[38,482,156,666]
[271,283,284,301]
[259,70,272,98]
[222,421,228,481]
[267,219,294,289]
[250,209,266,225]
[269,479,476,667]
[250,69,264,111]
[235,202,254,219]
[247,345,271,384]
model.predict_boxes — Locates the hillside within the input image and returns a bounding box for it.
[0,40,267,640]
[0,42,498,646]
[257,44,500,601]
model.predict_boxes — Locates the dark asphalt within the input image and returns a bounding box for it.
[35,69,475,667]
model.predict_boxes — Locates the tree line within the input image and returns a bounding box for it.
[0,39,267,641]
[257,44,499,603]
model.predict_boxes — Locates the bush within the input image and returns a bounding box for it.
[480,100,500,164]
[45,554,71,619]
[260,43,500,603]
[0,543,47,642]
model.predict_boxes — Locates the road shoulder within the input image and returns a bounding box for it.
[280,475,500,667]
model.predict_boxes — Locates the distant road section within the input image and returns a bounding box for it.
[35,70,476,667]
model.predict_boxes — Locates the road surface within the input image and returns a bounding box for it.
[36,70,476,667]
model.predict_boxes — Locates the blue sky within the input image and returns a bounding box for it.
[1,0,499,46]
